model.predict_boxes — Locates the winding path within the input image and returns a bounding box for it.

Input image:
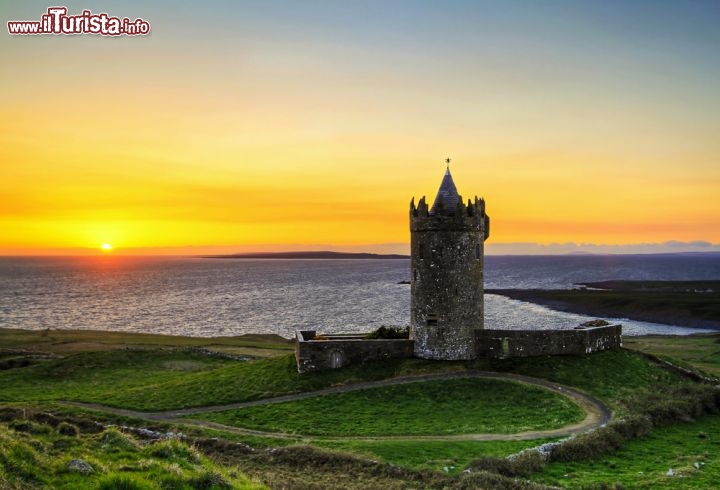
[64,370,611,442]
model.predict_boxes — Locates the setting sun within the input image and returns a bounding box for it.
[100,243,113,251]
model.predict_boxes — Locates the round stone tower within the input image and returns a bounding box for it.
[409,163,490,360]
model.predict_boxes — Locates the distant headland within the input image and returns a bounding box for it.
[203,251,410,259]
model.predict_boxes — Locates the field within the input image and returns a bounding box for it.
[535,414,720,488]
[624,334,720,378]
[0,420,264,490]
[194,378,585,436]
[2,327,720,489]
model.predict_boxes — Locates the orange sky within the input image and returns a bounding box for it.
[2,1,719,255]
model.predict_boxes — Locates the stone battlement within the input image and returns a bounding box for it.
[410,196,489,236]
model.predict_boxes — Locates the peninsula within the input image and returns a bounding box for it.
[204,251,409,259]
[487,280,720,329]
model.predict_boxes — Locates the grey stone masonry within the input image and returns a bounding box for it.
[295,330,414,373]
[474,325,622,359]
[410,168,490,360]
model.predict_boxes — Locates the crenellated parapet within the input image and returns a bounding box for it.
[410,195,489,239]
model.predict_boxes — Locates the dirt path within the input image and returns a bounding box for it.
[64,370,611,442]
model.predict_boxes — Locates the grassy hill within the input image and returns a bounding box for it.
[1,327,720,489]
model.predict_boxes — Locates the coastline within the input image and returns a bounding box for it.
[486,287,720,330]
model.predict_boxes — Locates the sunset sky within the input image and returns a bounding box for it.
[2,1,719,255]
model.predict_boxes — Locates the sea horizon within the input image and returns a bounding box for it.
[2,254,719,339]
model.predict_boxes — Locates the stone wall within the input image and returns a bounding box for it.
[295,330,414,373]
[474,325,622,359]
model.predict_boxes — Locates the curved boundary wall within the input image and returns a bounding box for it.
[474,325,622,359]
[295,325,622,373]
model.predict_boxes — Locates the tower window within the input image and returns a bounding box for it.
[419,244,425,260]
[413,269,418,281]
[426,313,438,326]
[475,244,481,260]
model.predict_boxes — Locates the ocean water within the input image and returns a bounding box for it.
[1,254,719,339]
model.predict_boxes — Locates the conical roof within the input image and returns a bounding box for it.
[430,167,460,215]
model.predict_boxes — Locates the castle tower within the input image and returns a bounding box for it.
[409,161,490,360]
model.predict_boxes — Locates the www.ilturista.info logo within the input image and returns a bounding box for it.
[8,7,150,36]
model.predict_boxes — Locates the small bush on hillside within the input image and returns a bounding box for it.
[469,450,545,478]
[550,424,625,462]
[147,439,201,464]
[96,474,155,490]
[31,412,60,427]
[365,326,409,339]
[625,384,720,425]
[0,407,24,422]
[8,420,52,435]
[57,422,80,437]
[0,357,33,370]
[188,471,233,489]
[98,428,140,452]
[456,470,553,490]
[608,415,652,440]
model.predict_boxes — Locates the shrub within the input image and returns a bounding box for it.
[31,412,60,427]
[0,357,32,370]
[187,471,232,489]
[0,407,24,422]
[365,326,410,340]
[456,469,553,489]
[57,422,80,437]
[147,440,200,464]
[550,424,625,462]
[8,420,52,435]
[468,450,545,478]
[608,415,652,440]
[96,474,155,490]
[98,428,140,452]
[625,384,720,426]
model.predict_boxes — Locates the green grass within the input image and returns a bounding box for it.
[473,348,686,412]
[0,349,466,411]
[0,349,231,408]
[1,343,684,413]
[195,378,584,436]
[534,414,720,489]
[0,420,265,489]
[1,345,687,416]
[0,327,294,355]
[3,327,718,489]
[313,439,560,474]
[625,333,720,378]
